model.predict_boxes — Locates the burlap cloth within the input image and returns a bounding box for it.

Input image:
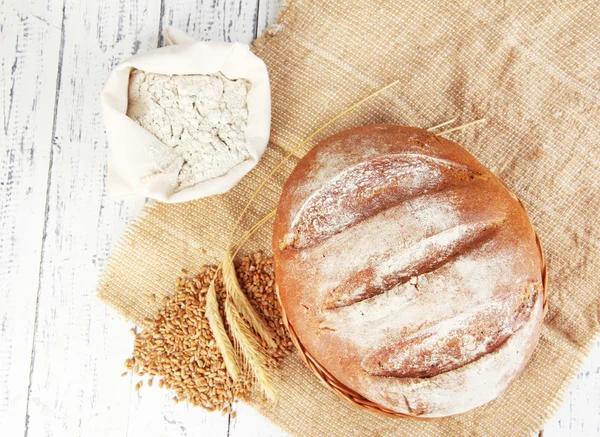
[98,1,600,435]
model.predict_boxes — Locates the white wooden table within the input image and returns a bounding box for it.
[1,0,599,436]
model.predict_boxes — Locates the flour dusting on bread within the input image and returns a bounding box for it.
[283,153,485,250]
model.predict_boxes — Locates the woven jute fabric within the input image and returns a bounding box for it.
[98,1,600,435]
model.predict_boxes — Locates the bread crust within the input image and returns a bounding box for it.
[273,125,544,417]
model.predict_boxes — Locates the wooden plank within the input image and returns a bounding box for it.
[22,0,171,436]
[0,0,62,434]
[125,378,231,437]
[542,340,600,436]
[230,403,290,437]
[256,0,284,37]
[159,0,260,45]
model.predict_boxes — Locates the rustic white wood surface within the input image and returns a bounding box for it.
[0,0,598,436]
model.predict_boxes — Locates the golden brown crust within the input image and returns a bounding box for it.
[273,124,544,417]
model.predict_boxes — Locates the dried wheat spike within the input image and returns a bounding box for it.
[206,279,240,381]
[225,299,275,400]
[223,250,277,348]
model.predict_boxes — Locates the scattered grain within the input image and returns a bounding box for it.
[125,253,292,413]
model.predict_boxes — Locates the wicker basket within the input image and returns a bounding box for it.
[275,197,548,419]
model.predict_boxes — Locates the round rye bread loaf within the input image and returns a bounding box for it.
[273,124,544,418]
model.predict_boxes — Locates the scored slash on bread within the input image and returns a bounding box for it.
[361,281,541,378]
[323,218,506,309]
[280,153,488,251]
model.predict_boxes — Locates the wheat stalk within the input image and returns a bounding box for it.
[231,209,276,256]
[437,118,486,135]
[205,280,240,381]
[225,299,276,400]
[426,117,457,132]
[222,249,277,348]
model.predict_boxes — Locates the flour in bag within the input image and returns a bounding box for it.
[127,70,251,191]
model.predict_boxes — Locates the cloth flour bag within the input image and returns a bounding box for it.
[101,28,271,203]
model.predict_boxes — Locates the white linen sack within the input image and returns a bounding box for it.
[101,28,271,203]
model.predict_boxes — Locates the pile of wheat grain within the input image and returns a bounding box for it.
[124,253,293,413]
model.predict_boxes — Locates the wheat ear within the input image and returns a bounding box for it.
[225,299,275,400]
[205,279,240,381]
[222,249,277,348]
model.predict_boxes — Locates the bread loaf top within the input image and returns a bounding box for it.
[273,125,544,417]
